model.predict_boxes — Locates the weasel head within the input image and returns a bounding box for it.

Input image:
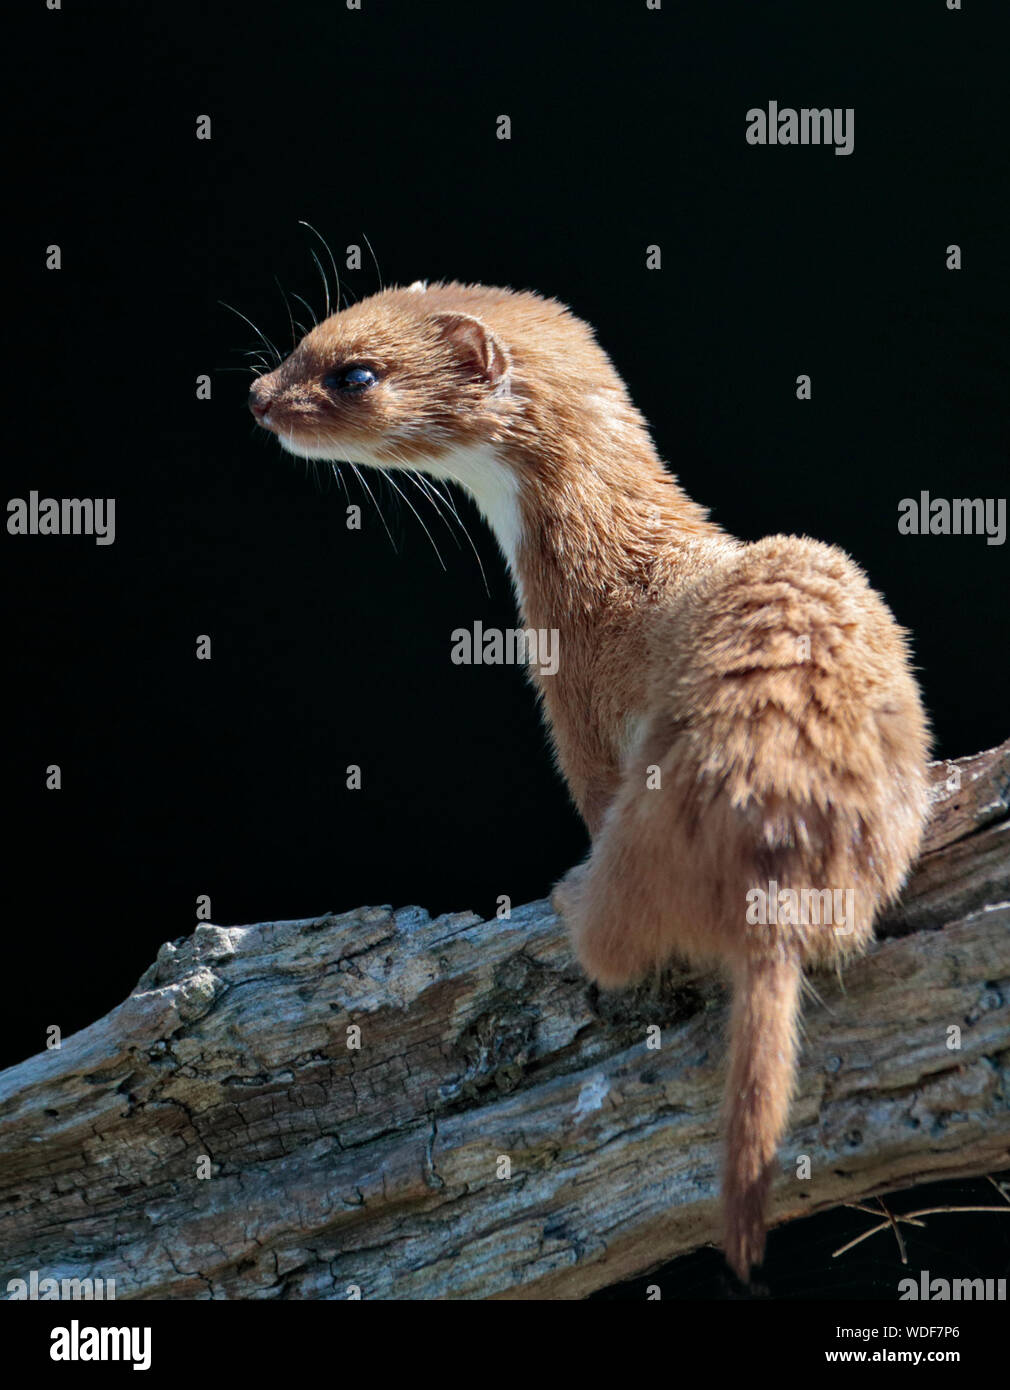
[249,283,519,473]
[248,281,666,570]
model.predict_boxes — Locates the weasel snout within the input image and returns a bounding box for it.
[249,379,276,428]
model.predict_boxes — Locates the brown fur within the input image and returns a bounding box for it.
[250,282,932,1280]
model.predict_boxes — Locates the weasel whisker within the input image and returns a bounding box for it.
[299,220,344,313]
[274,275,299,351]
[362,231,383,292]
[408,467,491,596]
[376,465,447,571]
[290,291,318,329]
[401,468,461,547]
[349,461,398,553]
[219,300,282,366]
[308,247,331,321]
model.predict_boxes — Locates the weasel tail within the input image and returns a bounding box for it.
[723,949,802,1280]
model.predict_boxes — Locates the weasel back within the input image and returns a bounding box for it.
[556,532,930,1277]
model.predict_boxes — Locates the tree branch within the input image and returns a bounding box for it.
[1,742,1007,1299]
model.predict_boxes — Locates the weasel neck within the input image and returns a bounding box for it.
[485,419,720,829]
[505,426,717,630]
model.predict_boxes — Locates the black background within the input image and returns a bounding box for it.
[6,0,1008,1298]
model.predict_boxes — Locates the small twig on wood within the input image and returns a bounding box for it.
[833,1192,1010,1262]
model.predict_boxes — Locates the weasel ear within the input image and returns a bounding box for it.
[430,311,510,386]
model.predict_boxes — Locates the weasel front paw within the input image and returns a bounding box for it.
[551,861,588,924]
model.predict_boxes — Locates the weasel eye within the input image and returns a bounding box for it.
[324,365,377,393]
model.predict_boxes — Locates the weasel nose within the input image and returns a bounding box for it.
[249,382,274,422]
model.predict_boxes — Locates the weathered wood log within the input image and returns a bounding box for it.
[1,742,1007,1300]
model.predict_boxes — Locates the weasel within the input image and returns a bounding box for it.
[247,281,931,1280]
